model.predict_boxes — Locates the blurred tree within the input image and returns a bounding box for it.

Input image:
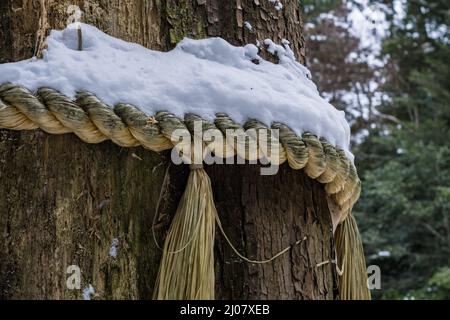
[303,0,450,299]
[354,0,450,299]
[302,0,339,18]
[303,0,386,144]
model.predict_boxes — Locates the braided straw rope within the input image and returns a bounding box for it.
[0,82,368,300]
[0,82,360,219]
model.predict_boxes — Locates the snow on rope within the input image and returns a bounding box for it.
[0,23,353,161]
[0,82,360,217]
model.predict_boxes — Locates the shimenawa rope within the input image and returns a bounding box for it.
[0,82,370,300]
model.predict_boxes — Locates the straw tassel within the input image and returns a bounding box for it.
[153,164,216,300]
[334,214,371,300]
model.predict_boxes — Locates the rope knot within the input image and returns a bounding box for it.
[189,163,204,170]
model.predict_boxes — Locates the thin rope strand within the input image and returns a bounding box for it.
[215,210,307,264]
[152,162,171,250]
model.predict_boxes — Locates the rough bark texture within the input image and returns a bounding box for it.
[0,0,336,299]
[208,163,337,299]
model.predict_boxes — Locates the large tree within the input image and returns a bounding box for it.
[0,0,339,299]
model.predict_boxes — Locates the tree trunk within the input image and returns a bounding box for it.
[0,0,337,299]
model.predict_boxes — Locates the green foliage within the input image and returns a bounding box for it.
[354,0,450,299]
[402,268,450,300]
[427,268,450,299]
[355,121,450,298]
[302,0,450,299]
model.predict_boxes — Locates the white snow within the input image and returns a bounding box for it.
[348,1,388,67]
[263,39,312,80]
[378,250,391,257]
[82,284,95,300]
[244,21,253,31]
[0,23,353,160]
[268,0,283,11]
[109,237,119,258]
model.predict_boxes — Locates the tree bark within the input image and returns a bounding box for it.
[0,0,336,299]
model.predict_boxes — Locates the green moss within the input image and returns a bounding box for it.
[196,20,206,38]
[166,1,206,44]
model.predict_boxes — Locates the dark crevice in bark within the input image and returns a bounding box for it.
[0,0,13,63]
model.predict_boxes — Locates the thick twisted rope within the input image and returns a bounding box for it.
[0,82,361,219]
